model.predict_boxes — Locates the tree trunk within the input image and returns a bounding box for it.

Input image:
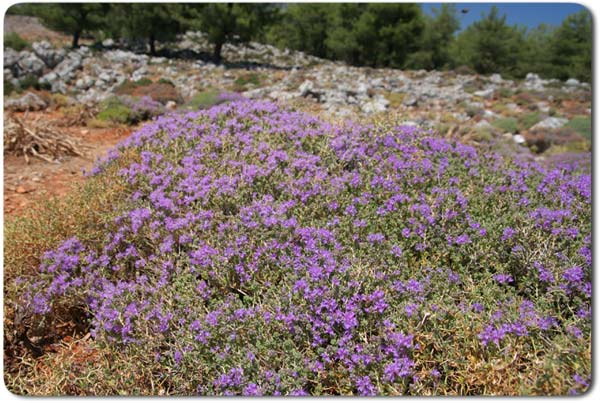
[149,34,156,55]
[213,41,223,64]
[72,31,80,48]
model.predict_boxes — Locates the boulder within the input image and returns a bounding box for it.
[17,52,46,76]
[298,80,314,97]
[474,120,493,130]
[32,41,66,68]
[51,80,68,94]
[5,92,48,111]
[75,76,95,90]
[361,98,388,114]
[473,88,495,99]
[402,94,418,107]
[4,48,21,68]
[489,73,503,84]
[530,117,568,130]
[53,54,83,81]
[565,78,580,87]
[523,72,546,91]
[39,71,58,84]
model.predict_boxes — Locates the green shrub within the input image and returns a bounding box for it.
[4,79,16,96]
[134,77,153,86]
[97,97,132,124]
[158,78,175,87]
[234,72,261,86]
[4,32,30,51]
[564,116,592,140]
[17,75,51,92]
[183,90,221,110]
[519,111,542,130]
[115,78,153,95]
[497,87,513,98]
[491,117,519,133]
[385,92,406,108]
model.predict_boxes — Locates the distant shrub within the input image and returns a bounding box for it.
[497,87,513,98]
[385,92,406,108]
[234,72,262,87]
[134,77,153,86]
[158,77,175,87]
[492,117,519,133]
[115,78,153,95]
[454,65,475,75]
[564,116,592,140]
[4,32,30,51]
[97,96,133,124]
[524,127,587,154]
[18,75,51,92]
[4,79,16,96]
[519,111,542,130]
[125,96,165,122]
[130,82,181,104]
[183,90,246,110]
[50,93,72,108]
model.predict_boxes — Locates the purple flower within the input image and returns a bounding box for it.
[563,266,584,283]
[355,376,377,396]
[493,273,514,284]
[501,227,516,241]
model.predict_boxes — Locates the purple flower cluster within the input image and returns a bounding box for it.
[121,95,166,122]
[20,101,591,395]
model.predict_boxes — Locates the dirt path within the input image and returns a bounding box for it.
[3,113,135,218]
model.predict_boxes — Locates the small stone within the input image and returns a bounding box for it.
[16,185,34,194]
[513,134,526,144]
[402,95,418,107]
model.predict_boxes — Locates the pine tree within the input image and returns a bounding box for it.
[34,3,107,48]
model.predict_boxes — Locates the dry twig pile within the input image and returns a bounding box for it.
[4,113,86,163]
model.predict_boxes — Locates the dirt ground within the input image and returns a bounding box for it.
[3,112,134,218]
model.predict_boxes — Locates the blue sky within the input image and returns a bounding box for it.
[422,3,590,31]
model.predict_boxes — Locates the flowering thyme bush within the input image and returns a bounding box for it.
[12,101,590,395]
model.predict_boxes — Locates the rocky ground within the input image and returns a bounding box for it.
[4,15,592,217]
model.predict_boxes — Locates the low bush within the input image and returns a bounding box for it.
[491,117,519,133]
[131,83,181,104]
[18,75,51,92]
[233,72,262,91]
[5,102,591,396]
[96,97,132,125]
[518,111,542,131]
[5,32,30,51]
[115,78,154,95]
[385,92,406,109]
[183,91,246,111]
[564,116,592,141]
[158,78,175,87]
[4,79,16,96]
